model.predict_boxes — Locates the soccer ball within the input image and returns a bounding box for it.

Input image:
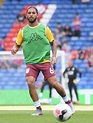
[53,103,72,122]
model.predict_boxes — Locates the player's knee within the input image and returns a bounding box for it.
[50,80,58,88]
[26,77,35,86]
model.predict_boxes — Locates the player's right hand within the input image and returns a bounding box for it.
[73,78,80,84]
[64,78,69,83]
[11,45,18,55]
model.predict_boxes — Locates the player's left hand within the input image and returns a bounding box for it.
[50,56,56,64]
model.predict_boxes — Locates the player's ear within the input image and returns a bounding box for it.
[37,15,38,20]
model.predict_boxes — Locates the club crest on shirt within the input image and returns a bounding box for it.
[26,68,30,73]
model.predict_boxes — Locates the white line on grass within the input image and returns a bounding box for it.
[0,105,93,111]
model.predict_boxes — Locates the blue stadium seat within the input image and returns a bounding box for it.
[0,0,93,90]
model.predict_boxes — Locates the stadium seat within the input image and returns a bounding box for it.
[0,0,93,90]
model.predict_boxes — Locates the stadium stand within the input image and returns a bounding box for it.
[0,0,93,91]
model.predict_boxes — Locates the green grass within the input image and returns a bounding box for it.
[0,110,93,123]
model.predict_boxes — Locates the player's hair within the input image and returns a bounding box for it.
[26,6,38,14]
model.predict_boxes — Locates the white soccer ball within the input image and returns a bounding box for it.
[53,103,72,122]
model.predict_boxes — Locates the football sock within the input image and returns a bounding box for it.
[39,92,43,98]
[34,100,41,109]
[63,96,69,102]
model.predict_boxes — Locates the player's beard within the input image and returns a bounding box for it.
[28,17,37,23]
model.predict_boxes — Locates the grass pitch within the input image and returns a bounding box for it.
[0,105,93,123]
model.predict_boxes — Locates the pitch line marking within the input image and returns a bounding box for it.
[0,105,93,111]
